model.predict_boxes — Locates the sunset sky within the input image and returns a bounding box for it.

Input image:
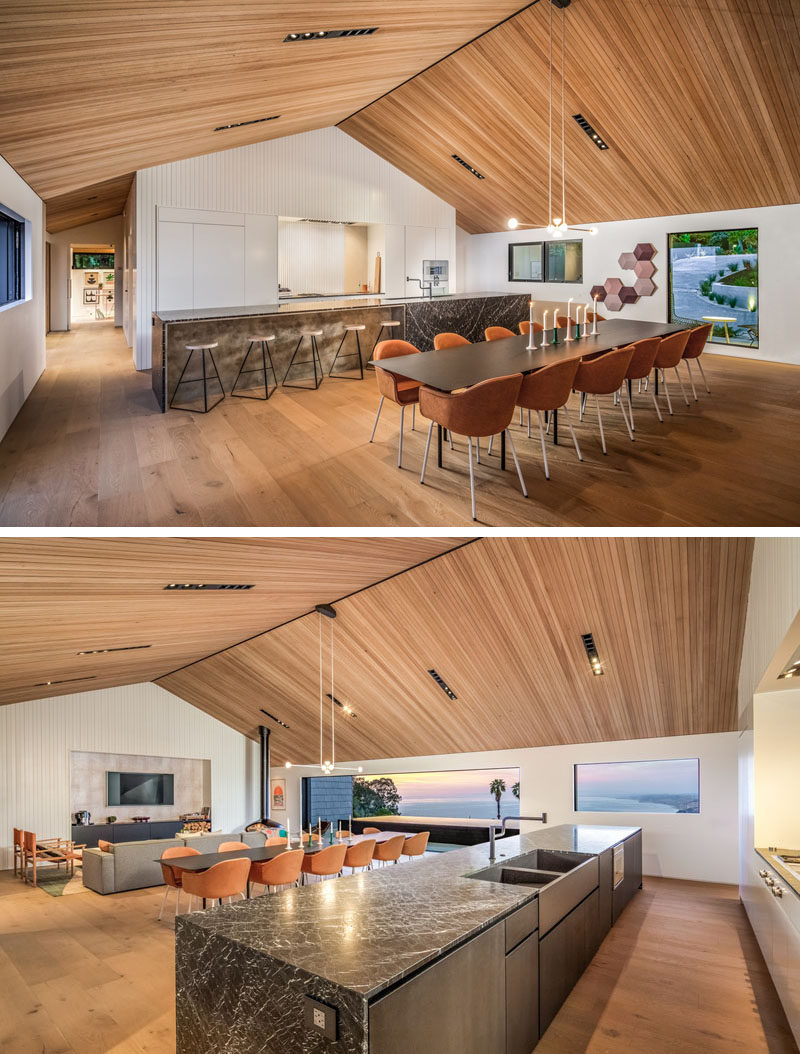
[375,767,520,804]
[576,759,699,796]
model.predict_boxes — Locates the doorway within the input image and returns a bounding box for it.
[70,244,116,325]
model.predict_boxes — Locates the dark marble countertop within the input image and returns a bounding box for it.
[153,292,520,324]
[177,823,639,1000]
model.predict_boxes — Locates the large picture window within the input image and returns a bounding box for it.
[667,228,758,348]
[0,206,25,307]
[354,767,521,820]
[574,758,700,813]
[508,239,583,283]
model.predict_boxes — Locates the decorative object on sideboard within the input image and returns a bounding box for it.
[74,810,91,824]
[591,244,657,312]
[131,816,150,823]
[106,815,117,823]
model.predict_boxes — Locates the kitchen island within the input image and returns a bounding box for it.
[175,823,641,1054]
[152,292,529,411]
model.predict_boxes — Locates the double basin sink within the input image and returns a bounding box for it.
[468,849,599,935]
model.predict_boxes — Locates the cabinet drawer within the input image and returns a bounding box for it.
[506,931,538,1054]
[505,898,539,952]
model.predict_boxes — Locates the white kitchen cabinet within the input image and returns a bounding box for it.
[404,225,436,296]
[157,221,194,310]
[193,223,244,308]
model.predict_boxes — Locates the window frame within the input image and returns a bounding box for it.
[573,757,701,814]
[0,206,25,309]
[508,241,545,283]
[507,238,584,283]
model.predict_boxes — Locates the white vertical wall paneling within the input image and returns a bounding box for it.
[404,226,436,295]
[278,220,346,296]
[0,682,260,869]
[157,221,194,310]
[134,127,456,367]
[192,224,245,307]
[245,214,278,305]
[383,224,407,299]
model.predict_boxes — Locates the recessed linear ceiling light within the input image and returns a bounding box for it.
[580,633,604,676]
[33,676,97,687]
[284,28,378,42]
[260,707,290,730]
[214,115,281,132]
[778,644,800,680]
[573,114,609,150]
[77,644,152,655]
[164,583,255,590]
[326,692,356,717]
[452,155,485,180]
[428,669,457,700]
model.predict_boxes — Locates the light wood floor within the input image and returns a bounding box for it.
[0,322,798,526]
[0,870,795,1054]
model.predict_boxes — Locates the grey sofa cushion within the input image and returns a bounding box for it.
[81,837,182,894]
[82,846,114,894]
[178,832,248,853]
[239,831,269,848]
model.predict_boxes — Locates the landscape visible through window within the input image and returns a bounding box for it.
[353,767,521,820]
[574,758,700,813]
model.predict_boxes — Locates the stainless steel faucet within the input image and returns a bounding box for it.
[488,814,548,863]
[406,275,439,298]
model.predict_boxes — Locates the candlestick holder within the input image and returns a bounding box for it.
[552,325,559,346]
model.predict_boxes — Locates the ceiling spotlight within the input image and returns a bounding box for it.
[285,761,293,768]
[508,217,519,230]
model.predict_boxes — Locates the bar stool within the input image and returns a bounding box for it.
[170,342,225,413]
[369,319,401,370]
[330,323,366,379]
[231,334,277,400]
[283,329,324,390]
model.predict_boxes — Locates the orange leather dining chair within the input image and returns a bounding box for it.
[402,832,430,861]
[681,322,713,398]
[300,843,347,884]
[419,374,527,521]
[265,835,288,847]
[653,330,692,415]
[484,326,515,341]
[13,827,23,877]
[343,838,377,874]
[372,834,406,867]
[249,848,304,896]
[434,332,470,350]
[370,339,422,468]
[573,346,636,454]
[585,311,606,323]
[159,845,200,920]
[515,358,583,478]
[362,827,381,835]
[519,320,544,336]
[218,840,250,853]
[618,337,662,428]
[182,857,250,910]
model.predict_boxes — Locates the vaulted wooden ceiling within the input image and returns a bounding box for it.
[342,0,800,232]
[0,537,462,706]
[158,537,754,763]
[0,1,524,232]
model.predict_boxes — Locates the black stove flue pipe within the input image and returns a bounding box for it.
[245,724,282,831]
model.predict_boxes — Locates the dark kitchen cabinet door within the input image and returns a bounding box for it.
[539,901,585,1034]
[582,889,602,968]
[506,931,539,1054]
[369,922,505,1054]
[613,832,643,922]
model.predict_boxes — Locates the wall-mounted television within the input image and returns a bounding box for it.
[107,771,174,806]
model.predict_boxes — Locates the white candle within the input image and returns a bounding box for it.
[583,304,591,337]
[318,816,321,841]
[592,296,599,335]
[349,814,353,836]
[527,301,536,349]
[565,298,574,341]
[541,310,549,348]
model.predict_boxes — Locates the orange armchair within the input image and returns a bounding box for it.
[362,827,381,834]
[681,323,713,398]
[159,845,200,920]
[344,838,377,874]
[218,841,250,853]
[485,326,515,341]
[402,832,430,860]
[181,857,250,909]
[653,330,692,415]
[249,848,304,895]
[370,339,422,468]
[519,320,544,336]
[419,374,527,521]
[300,843,347,883]
[619,337,662,427]
[372,834,406,867]
[573,346,636,454]
[516,359,582,479]
[434,332,470,350]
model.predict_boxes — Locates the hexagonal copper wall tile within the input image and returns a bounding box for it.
[590,284,607,302]
[618,252,636,270]
[604,277,623,295]
[620,286,638,305]
[634,243,656,261]
[605,293,623,312]
[634,259,656,279]
[634,277,655,296]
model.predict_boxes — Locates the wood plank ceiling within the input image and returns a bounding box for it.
[0,537,463,706]
[342,0,800,232]
[0,1,525,232]
[158,537,754,763]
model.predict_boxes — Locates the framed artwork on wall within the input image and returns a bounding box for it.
[83,288,98,304]
[667,228,758,348]
[270,778,285,812]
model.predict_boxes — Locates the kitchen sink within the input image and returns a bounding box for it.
[469,866,561,887]
[510,849,592,873]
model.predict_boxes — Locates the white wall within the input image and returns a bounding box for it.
[283,731,739,884]
[0,155,45,442]
[133,127,456,367]
[463,203,800,364]
[0,682,260,869]
[123,177,136,354]
[754,687,800,848]
[46,215,123,331]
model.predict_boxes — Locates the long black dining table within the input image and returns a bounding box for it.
[369,319,685,469]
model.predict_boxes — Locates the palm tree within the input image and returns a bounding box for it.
[512,782,520,800]
[489,778,506,820]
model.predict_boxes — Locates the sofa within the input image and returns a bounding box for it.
[81,830,266,894]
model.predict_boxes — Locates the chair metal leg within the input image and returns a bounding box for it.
[487,435,494,456]
[412,403,415,431]
[696,358,711,393]
[506,429,528,497]
[674,367,690,405]
[420,422,434,484]
[660,370,674,415]
[580,391,587,420]
[448,429,454,450]
[536,411,550,480]
[467,436,477,521]
[158,885,169,921]
[398,405,405,468]
[476,437,480,465]
[618,386,635,442]
[527,410,532,439]
[684,360,698,400]
[519,408,523,427]
[595,394,607,454]
[650,384,663,422]
[369,396,385,442]
[175,888,181,916]
[561,404,582,461]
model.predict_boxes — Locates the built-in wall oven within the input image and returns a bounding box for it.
[423,259,449,296]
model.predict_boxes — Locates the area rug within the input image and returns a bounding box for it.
[33,867,88,897]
